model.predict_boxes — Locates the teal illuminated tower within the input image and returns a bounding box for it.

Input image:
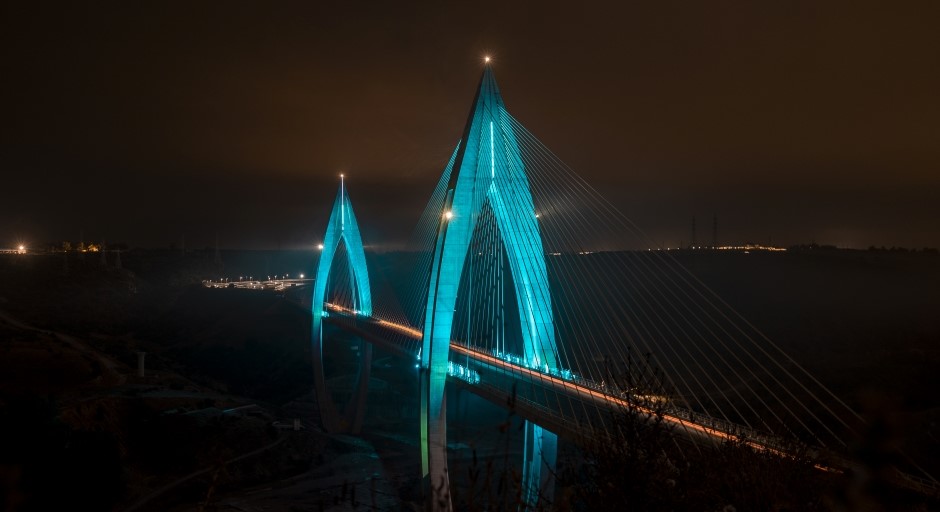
[421,62,559,508]
[311,176,373,433]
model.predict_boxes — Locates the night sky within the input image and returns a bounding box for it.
[4,1,939,250]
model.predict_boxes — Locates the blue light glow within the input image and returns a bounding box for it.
[419,66,559,506]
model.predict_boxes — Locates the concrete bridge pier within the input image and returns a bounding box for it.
[522,421,557,507]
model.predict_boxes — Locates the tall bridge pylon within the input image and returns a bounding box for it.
[311,176,373,433]
[420,63,559,509]
[304,63,940,506]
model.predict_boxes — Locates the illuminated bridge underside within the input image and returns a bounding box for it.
[326,308,940,498]
[420,66,557,507]
[310,182,373,433]
[323,306,940,496]
[326,309,786,451]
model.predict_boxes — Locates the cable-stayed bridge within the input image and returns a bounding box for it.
[307,64,938,509]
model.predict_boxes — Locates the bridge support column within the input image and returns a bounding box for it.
[420,374,451,509]
[312,315,373,433]
[420,189,456,511]
[522,421,557,507]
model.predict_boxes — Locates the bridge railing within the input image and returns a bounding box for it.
[317,310,940,495]
[330,312,811,459]
[465,342,801,455]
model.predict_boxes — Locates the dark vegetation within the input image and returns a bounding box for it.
[556,385,935,511]
[0,395,122,511]
[0,252,325,511]
[0,248,938,510]
[558,408,829,511]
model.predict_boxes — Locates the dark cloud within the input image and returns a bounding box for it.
[3,1,939,249]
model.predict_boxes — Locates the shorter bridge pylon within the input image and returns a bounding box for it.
[310,176,373,433]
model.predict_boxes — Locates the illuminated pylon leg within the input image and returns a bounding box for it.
[523,422,558,507]
[420,190,455,509]
[421,64,559,510]
[311,178,373,433]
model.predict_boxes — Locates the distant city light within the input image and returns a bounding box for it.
[317,243,324,250]
[713,244,786,252]
[300,274,305,279]
[444,211,454,220]
[17,245,25,252]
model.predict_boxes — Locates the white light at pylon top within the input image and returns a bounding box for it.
[444,211,454,220]
[317,244,324,250]
[484,56,491,63]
